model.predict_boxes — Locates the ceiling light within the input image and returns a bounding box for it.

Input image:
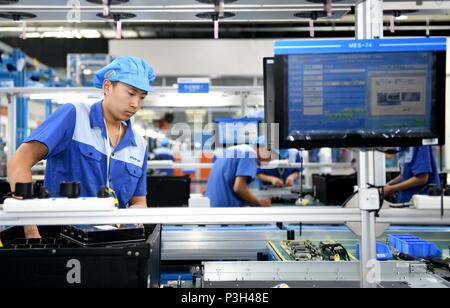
[25,32,41,38]
[395,15,408,21]
[80,29,101,38]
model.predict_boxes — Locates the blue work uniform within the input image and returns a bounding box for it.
[257,149,302,182]
[205,145,258,208]
[153,147,175,176]
[23,101,148,208]
[397,146,440,203]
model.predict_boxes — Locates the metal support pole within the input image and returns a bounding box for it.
[12,49,28,149]
[241,92,248,117]
[6,94,15,161]
[45,100,53,119]
[355,0,384,288]
[358,152,378,288]
[355,0,383,39]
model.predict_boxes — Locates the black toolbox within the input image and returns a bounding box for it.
[0,224,161,288]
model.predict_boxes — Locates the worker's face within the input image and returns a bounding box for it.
[257,146,273,163]
[104,80,147,121]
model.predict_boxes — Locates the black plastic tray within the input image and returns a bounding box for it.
[61,224,146,247]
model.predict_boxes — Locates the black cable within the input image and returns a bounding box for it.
[374,148,400,155]
[320,243,351,261]
[301,154,303,197]
[0,192,12,204]
[439,145,444,218]
[366,183,384,216]
[299,148,304,200]
[376,186,384,217]
[341,190,358,208]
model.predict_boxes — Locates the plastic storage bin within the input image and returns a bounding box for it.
[387,234,419,249]
[356,242,393,261]
[387,234,441,258]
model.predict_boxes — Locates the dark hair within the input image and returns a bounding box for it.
[164,113,174,124]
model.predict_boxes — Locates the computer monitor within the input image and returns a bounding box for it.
[146,176,191,207]
[215,117,261,146]
[274,38,446,149]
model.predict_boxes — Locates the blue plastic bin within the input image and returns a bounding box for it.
[356,242,393,261]
[399,240,441,258]
[387,234,419,249]
[387,234,441,258]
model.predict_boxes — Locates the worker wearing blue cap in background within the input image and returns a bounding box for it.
[205,136,273,208]
[152,137,175,176]
[8,56,156,239]
[257,148,302,187]
[383,146,440,203]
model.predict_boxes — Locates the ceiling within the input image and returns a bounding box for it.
[0,1,448,23]
[0,0,448,39]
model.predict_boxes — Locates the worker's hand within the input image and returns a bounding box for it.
[270,177,284,188]
[383,184,395,198]
[258,198,272,207]
[24,227,42,239]
[285,174,297,187]
[128,204,147,209]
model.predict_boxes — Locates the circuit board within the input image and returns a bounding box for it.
[275,240,351,262]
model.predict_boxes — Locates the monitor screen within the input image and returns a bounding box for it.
[215,117,261,146]
[274,38,446,149]
[146,176,190,207]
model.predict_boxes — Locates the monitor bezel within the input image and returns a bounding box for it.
[263,57,275,150]
[274,50,446,150]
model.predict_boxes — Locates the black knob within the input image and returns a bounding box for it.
[428,184,439,196]
[14,182,35,199]
[97,186,110,198]
[59,182,80,198]
[439,173,447,187]
[38,186,50,199]
[445,185,450,197]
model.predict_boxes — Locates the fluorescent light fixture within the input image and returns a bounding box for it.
[395,15,408,21]
[80,29,101,38]
[42,30,80,39]
[30,93,102,104]
[121,30,139,38]
[26,32,41,38]
[101,30,117,39]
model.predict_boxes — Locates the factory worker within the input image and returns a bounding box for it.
[257,148,302,187]
[153,137,175,176]
[384,146,440,203]
[8,56,155,239]
[205,137,272,208]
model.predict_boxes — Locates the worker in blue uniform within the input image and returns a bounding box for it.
[152,137,175,176]
[384,146,441,203]
[257,148,302,187]
[205,137,272,208]
[7,56,155,239]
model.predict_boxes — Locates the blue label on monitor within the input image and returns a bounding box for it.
[178,83,210,93]
[275,38,447,55]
